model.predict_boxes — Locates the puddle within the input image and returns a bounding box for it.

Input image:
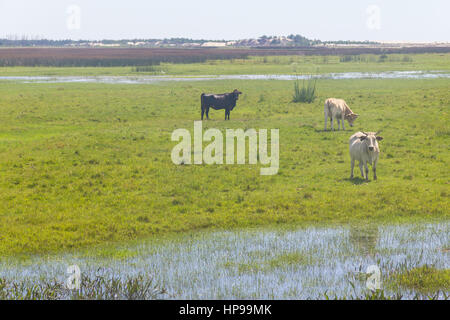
[0,222,448,299]
[0,70,449,84]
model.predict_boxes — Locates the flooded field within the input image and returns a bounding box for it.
[1,222,448,299]
[1,70,449,84]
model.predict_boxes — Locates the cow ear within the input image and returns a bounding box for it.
[360,136,367,141]
[376,136,383,141]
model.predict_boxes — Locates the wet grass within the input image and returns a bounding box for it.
[266,252,312,270]
[324,289,448,300]
[388,265,450,294]
[0,271,166,300]
[0,223,447,299]
[224,251,313,274]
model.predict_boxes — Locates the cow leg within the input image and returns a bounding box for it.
[364,162,369,181]
[324,112,328,131]
[359,162,364,178]
[342,113,345,130]
[206,107,210,120]
[337,118,341,130]
[330,117,334,131]
[201,107,205,120]
[350,158,355,179]
[373,160,377,180]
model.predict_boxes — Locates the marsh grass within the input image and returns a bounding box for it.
[0,53,448,77]
[292,77,317,103]
[266,252,311,269]
[0,223,447,299]
[0,48,249,67]
[340,264,450,300]
[132,65,167,74]
[224,251,313,274]
[323,287,448,300]
[339,54,414,64]
[0,271,166,300]
[388,265,450,294]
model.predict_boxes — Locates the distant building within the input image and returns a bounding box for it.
[202,42,227,47]
[182,42,201,47]
[89,42,120,47]
[127,41,147,46]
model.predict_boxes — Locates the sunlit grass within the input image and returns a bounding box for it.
[0,76,448,256]
[388,265,450,294]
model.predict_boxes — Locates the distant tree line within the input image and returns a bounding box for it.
[0,39,77,47]
[324,40,380,45]
[0,35,380,48]
[0,37,217,47]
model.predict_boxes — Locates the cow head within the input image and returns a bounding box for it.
[359,131,383,151]
[232,89,242,100]
[345,113,359,127]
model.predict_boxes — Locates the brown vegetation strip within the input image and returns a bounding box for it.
[0,46,448,67]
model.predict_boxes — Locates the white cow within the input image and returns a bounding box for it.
[324,98,359,131]
[349,131,383,181]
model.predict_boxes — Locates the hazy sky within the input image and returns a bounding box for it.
[0,0,449,41]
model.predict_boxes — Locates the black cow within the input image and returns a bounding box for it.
[201,89,242,120]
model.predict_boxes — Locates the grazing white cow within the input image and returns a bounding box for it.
[349,131,383,181]
[324,98,359,131]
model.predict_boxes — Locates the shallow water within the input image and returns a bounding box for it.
[0,70,449,84]
[0,222,448,299]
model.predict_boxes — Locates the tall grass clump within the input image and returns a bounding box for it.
[0,272,167,300]
[133,65,167,73]
[388,265,450,294]
[292,77,317,103]
[340,55,374,63]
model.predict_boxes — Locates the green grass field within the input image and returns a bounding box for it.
[1,53,449,76]
[0,72,448,256]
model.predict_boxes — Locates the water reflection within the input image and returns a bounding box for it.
[349,224,379,257]
[0,71,449,84]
